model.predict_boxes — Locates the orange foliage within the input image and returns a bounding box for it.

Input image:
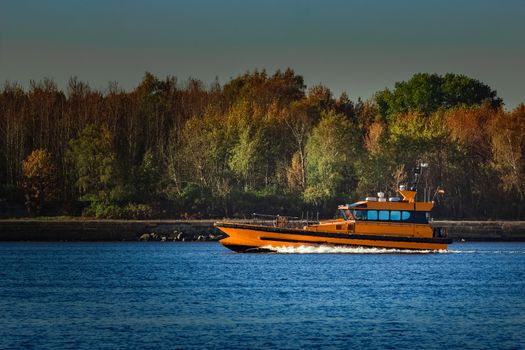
[446,103,496,158]
[364,121,384,155]
[489,104,525,197]
[22,149,57,214]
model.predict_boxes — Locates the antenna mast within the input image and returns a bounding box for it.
[410,161,428,191]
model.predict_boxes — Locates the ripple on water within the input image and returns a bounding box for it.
[0,241,523,349]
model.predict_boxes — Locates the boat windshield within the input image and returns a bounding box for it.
[340,209,354,220]
[353,210,368,220]
[351,209,430,223]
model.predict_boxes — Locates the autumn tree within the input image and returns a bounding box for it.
[355,120,391,196]
[284,104,312,192]
[1,70,523,219]
[222,68,305,108]
[226,102,265,191]
[444,104,501,217]
[22,149,57,215]
[1,83,29,186]
[334,92,355,120]
[287,152,304,193]
[490,104,525,216]
[306,84,335,112]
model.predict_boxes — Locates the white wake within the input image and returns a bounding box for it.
[262,245,448,254]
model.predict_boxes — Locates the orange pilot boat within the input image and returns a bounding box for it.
[216,163,451,252]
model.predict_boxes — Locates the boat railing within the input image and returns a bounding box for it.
[228,214,318,229]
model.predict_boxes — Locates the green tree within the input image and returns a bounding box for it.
[228,122,263,190]
[178,109,234,216]
[135,149,162,202]
[304,111,359,206]
[66,124,119,203]
[1,69,524,220]
[375,73,502,120]
[356,110,457,202]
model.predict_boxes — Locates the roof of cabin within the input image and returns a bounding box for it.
[341,200,433,212]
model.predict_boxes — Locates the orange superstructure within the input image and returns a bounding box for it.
[216,163,451,252]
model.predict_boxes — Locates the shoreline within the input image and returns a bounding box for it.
[0,219,524,242]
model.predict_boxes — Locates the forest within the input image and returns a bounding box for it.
[0,69,523,219]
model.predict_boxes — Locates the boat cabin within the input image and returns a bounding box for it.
[338,189,433,224]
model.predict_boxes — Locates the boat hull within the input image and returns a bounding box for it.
[216,222,451,252]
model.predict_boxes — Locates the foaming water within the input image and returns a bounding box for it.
[263,244,447,254]
[447,249,525,254]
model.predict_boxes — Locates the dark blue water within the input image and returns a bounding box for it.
[0,242,524,349]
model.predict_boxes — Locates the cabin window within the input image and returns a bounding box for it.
[390,211,401,221]
[379,210,389,220]
[401,211,411,220]
[353,210,367,220]
[367,210,378,220]
[414,211,429,223]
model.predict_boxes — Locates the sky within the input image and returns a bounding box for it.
[1,0,524,108]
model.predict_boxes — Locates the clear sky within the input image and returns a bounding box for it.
[1,0,524,108]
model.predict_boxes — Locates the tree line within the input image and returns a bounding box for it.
[0,69,523,219]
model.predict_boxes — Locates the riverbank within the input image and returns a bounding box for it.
[0,219,222,242]
[0,219,524,242]
[436,220,525,242]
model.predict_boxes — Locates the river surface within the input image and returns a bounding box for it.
[0,242,524,349]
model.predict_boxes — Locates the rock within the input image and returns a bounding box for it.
[139,233,150,241]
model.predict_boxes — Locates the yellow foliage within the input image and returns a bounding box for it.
[22,149,57,214]
[287,152,304,193]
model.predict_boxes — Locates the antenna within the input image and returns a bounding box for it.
[410,161,428,191]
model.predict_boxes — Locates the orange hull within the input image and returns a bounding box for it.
[216,222,451,253]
